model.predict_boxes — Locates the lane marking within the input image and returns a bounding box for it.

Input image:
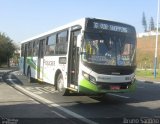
[51,111,67,119]
[7,75,98,124]
[25,86,58,94]
[108,93,130,99]
[6,79,17,81]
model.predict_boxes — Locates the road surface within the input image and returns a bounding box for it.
[0,67,160,124]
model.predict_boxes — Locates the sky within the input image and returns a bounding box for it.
[0,0,158,43]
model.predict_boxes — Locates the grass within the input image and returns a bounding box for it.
[136,69,160,81]
[137,35,160,69]
[136,35,160,82]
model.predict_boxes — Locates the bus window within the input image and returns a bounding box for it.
[46,34,56,56]
[55,30,68,55]
[28,42,32,56]
[33,41,39,56]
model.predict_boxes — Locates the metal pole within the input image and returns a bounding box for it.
[154,0,160,78]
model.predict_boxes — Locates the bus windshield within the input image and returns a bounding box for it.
[82,32,136,66]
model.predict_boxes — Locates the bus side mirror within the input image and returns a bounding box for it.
[77,34,81,47]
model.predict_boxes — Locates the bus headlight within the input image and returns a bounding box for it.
[82,71,96,84]
[82,71,89,79]
[89,75,96,84]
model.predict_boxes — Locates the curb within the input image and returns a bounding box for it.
[137,79,160,84]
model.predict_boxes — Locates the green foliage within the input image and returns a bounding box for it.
[136,69,160,80]
[142,12,147,32]
[0,32,16,66]
[149,17,155,31]
[137,35,160,69]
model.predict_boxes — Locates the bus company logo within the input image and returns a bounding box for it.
[44,60,55,66]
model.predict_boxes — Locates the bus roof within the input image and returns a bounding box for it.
[20,17,135,44]
[21,18,86,44]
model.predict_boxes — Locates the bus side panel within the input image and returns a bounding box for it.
[43,56,68,87]
[24,58,28,75]
[43,56,57,84]
[39,58,44,80]
[31,57,38,79]
[25,57,38,79]
[19,57,24,73]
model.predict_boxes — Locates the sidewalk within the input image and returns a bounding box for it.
[0,76,59,119]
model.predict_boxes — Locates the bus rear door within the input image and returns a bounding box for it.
[37,39,45,80]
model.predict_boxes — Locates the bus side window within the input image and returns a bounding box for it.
[32,41,39,56]
[46,34,56,56]
[56,30,68,55]
[28,42,32,56]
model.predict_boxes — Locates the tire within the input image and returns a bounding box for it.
[56,73,67,95]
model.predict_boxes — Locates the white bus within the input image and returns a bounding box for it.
[19,18,137,95]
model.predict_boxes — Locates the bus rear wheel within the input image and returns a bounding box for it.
[56,73,66,95]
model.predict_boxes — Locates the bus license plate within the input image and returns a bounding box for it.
[110,85,120,90]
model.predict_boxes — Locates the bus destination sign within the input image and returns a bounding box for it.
[93,22,128,33]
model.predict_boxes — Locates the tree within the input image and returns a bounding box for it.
[149,17,155,31]
[142,12,147,32]
[0,32,16,67]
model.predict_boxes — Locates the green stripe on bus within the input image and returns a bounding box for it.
[26,57,37,70]
[26,57,51,82]
[79,78,136,94]
[26,57,42,73]
[79,79,99,94]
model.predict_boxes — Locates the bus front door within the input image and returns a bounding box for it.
[37,39,45,80]
[68,30,81,87]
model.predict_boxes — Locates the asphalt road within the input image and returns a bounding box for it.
[0,67,160,124]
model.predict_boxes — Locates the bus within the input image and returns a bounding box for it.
[19,18,137,95]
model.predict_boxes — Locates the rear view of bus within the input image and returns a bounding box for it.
[79,18,136,94]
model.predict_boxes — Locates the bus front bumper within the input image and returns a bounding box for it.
[79,79,136,94]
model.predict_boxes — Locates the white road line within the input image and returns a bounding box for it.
[6,79,17,81]
[7,75,98,124]
[51,111,67,119]
[12,71,23,75]
[108,93,130,99]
